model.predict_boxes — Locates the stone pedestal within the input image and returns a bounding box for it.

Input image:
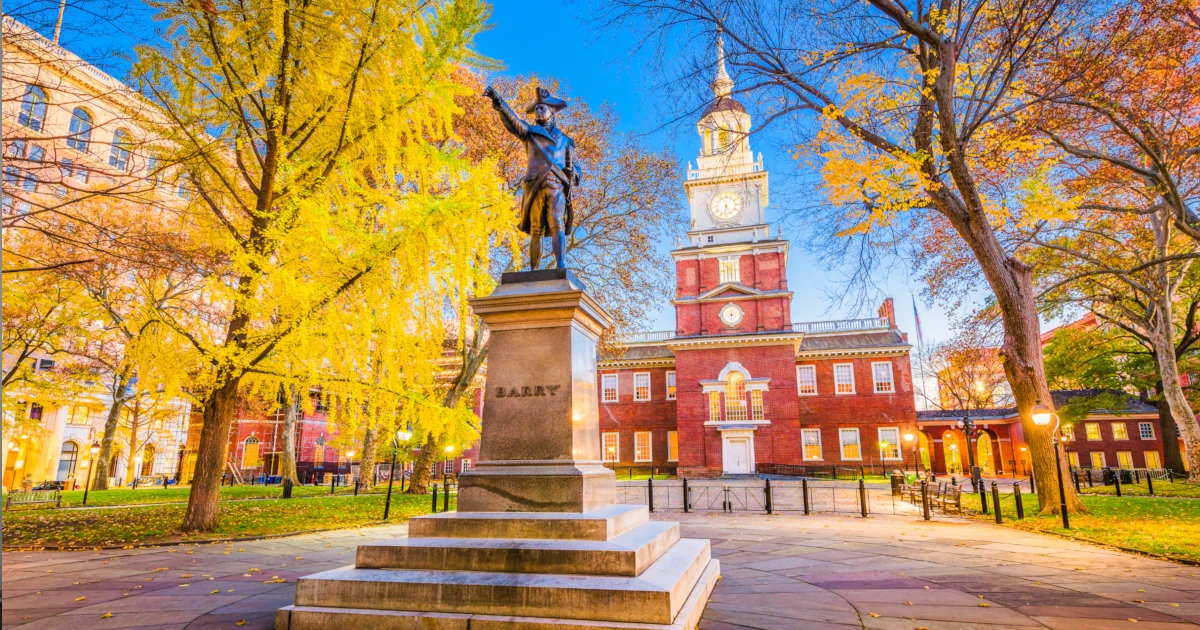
[277,271,718,630]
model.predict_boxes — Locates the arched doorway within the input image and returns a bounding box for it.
[976,433,996,476]
[141,445,156,476]
[943,431,964,475]
[917,432,932,472]
[58,441,80,482]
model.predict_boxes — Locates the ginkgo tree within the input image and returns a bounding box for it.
[128,0,510,532]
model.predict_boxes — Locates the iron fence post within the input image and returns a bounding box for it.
[920,479,930,521]
[444,481,451,512]
[1073,470,1080,493]
[647,478,654,513]
[979,484,988,514]
[683,478,690,513]
[858,479,867,518]
[992,482,1002,524]
[765,478,773,515]
[1029,473,1035,494]
[802,478,810,515]
[1014,482,1024,520]
[432,484,439,513]
[1114,473,1122,497]
[1147,471,1154,495]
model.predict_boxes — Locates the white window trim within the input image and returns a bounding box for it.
[1116,451,1134,469]
[667,431,679,462]
[634,431,653,463]
[834,363,856,395]
[666,371,677,401]
[1085,422,1101,441]
[839,428,862,461]
[602,432,620,462]
[1090,451,1107,468]
[1138,422,1155,440]
[1112,422,1129,440]
[797,365,818,396]
[871,361,895,394]
[601,373,619,404]
[633,372,652,402]
[877,427,902,460]
[801,428,823,461]
[719,256,741,284]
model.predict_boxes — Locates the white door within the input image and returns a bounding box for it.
[725,438,752,474]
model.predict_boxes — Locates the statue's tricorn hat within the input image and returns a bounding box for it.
[525,87,568,113]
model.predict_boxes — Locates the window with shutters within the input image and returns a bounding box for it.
[834,364,855,394]
[797,365,817,395]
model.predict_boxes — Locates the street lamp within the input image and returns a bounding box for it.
[956,416,982,490]
[83,441,101,506]
[383,428,411,520]
[132,454,144,490]
[1031,399,1069,529]
[904,432,917,476]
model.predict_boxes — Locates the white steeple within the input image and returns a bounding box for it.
[711,32,734,98]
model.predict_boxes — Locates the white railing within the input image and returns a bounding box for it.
[614,330,677,344]
[792,317,891,333]
[687,155,764,180]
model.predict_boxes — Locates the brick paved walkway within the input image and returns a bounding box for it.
[3,512,1198,629]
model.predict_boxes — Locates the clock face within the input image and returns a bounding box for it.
[719,303,743,327]
[710,192,743,222]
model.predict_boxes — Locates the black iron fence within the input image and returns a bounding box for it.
[756,463,896,479]
[614,478,905,517]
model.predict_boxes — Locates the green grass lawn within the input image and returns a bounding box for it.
[1079,479,1200,499]
[3,482,395,508]
[967,491,1200,564]
[2,492,453,548]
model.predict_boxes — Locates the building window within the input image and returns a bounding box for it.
[461,458,472,471]
[634,431,652,462]
[57,442,79,481]
[1085,423,1101,441]
[801,428,822,460]
[1112,422,1128,440]
[708,391,721,422]
[1068,452,1080,468]
[839,428,862,460]
[1144,451,1161,468]
[601,374,619,403]
[719,258,740,284]
[1117,451,1133,470]
[444,460,454,474]
[1090,452,1106,468]
[797,365,817,395]
[668,431,678,462]
[878,427,901,460]
[602,432,619,462]
[834,363,855,394]
[109,129,132,170]
[725,372,747,421]
[1063,424,1076,440]
[750,390,764,421]
[313,436,325,466]
[68,405,91,425]
[634,372,651,401]
[22,172,38,193]
[18,86,48,131]
[666,371,676,400]
[243,436,261,467]
[8,139,27,158]
[67,108,93,151]
[1138,422,1154,439]
[872,362,895,393]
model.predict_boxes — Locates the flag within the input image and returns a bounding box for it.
[911,294,925,348]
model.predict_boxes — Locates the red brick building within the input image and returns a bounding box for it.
[596,53,919,478]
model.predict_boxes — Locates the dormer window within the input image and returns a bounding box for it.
[719,257,740,284]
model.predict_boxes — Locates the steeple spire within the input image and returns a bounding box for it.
[711,31,733,98]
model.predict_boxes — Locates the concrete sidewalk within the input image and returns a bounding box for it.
[3,511,1198,629]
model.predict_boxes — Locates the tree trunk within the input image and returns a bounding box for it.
[181,376,242,532]
[359,427,378,490]
[280,384,300,484]
[405,433,437,495]
[1147,296,1200,482]
[92,370,131,491]
[1154,382,1188,475]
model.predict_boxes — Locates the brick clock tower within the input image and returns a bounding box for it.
[597,36,919,478]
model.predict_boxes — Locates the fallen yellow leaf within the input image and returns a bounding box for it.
[74,597,86,602]
[979,603,990,608]
[869,613,881,618]
[100,613,113,619]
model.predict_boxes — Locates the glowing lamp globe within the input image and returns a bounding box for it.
[1031,400,1054,426]
[396,429,412,442]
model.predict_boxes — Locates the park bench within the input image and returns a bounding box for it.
[940,485,962,514]
[5,489,62,511]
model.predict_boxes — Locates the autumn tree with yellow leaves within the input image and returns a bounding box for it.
[126,0,510,531]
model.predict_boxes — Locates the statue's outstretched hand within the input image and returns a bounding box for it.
[484,85,501,108]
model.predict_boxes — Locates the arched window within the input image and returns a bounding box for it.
[67,108,93,151]
[57,441,79,480]
[718,130,731,151]
[18,86,48,131]
[141,445,156,476]
[242,436,261,467]
[109,129,132,170]
[725,372,747,422]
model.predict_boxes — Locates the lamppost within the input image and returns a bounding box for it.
[956,415,983,491]
[904,432,917,477]
[83,441,100,505]
[383,428,412,520]
[1032,399,1069,529]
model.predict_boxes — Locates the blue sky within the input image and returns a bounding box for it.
[45,0,959,347]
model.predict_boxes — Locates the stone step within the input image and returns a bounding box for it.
[276,557,720,630]
[407,503,647,541]
[356,520,679,576]
[293,537,712,625]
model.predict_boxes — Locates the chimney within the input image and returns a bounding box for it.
[878,298,896,329]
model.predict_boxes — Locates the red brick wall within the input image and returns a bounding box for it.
[597,367,679,466]
[1065,417,1165,469]
[674,251,792,336]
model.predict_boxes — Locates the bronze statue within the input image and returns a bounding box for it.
[484,85,581,270]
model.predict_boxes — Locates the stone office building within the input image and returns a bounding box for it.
[596,44,920,478]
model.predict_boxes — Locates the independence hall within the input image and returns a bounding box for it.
[595,49,919,478]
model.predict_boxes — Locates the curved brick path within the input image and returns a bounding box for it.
[3,512,1197,629]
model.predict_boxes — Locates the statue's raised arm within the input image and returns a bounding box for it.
[482,85,577,271]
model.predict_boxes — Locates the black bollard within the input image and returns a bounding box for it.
[683,478,690,513]
[858,479,868,518]
[1073,470,1081,493]
[1147,472,1154,495]
[920,479,930,521]
[1087,470,1094,488]
[1114,474,1122,497]
[1014,482,1024,520]
[992,482,1002,524]
[354,479,359,497]
[444,481,451,512]
[765,478,773,515]
[432,484,439,513]
[648,478,654,513]
[980,485,989,514]
[1029,473,1036,494]
[802,478,811,515]
[330,474,336,495]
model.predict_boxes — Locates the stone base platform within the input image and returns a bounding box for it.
[275,505,718,630]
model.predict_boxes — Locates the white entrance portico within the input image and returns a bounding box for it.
[718,427,756,474]
[700,362,770,475]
